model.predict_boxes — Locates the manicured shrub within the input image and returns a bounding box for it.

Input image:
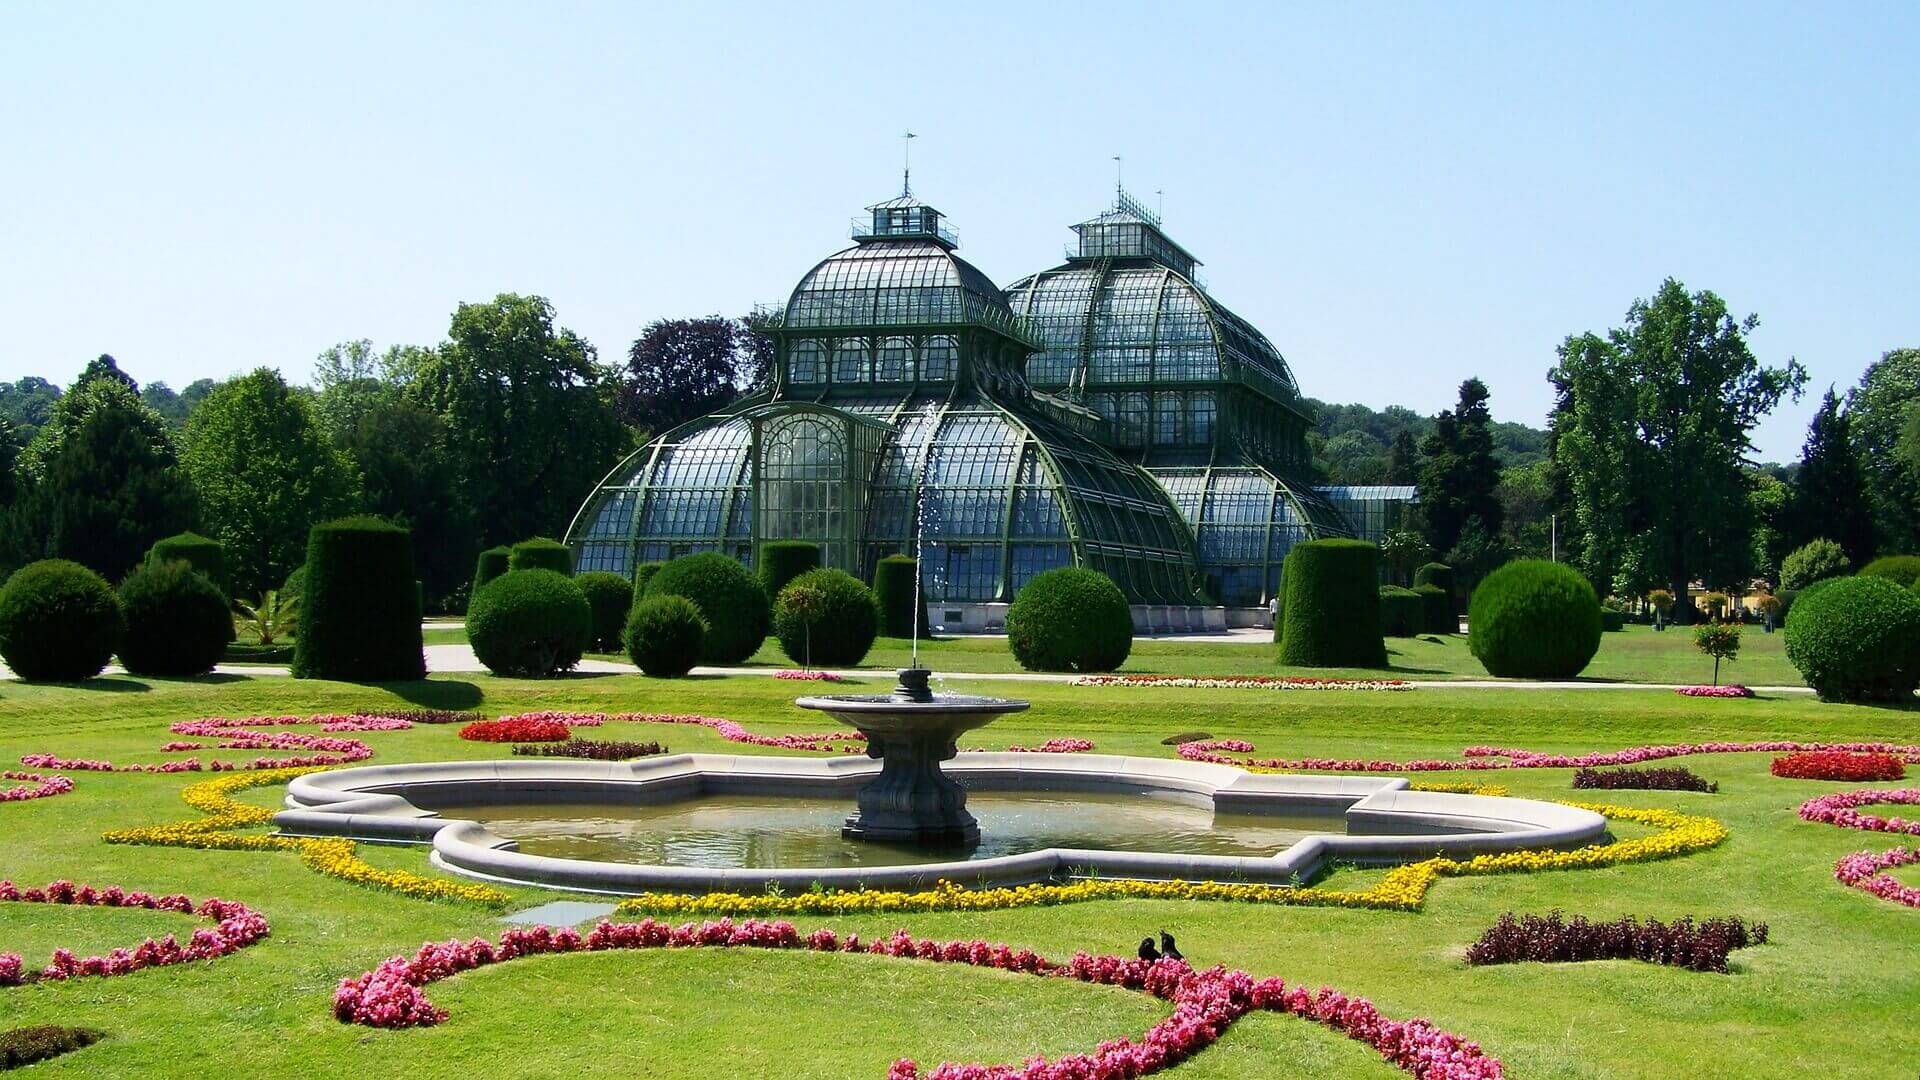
[1412,562,1455,614]
[1412,583,1453,635]
[1277,539,1386,668]
[1161,731,1213,745]
[624,594,707,677]
[472,545,510,597]
[1779,538,1849,592]
[1378,585,1423,637]
[1467,559,1602,679]
[0,1025,103,1069]
[757,541,821,604]
[574,570,634,652]
[466,568,591,677]
[1859,554,1920,588]
[116,560,230,677]
[0,560,123,682]
[872,555,931,640]
[1005,567,1132,673]
[1600,609,1626,632]
[508,537,574,575]
[632,561,665,593]
[1770,750,1905,781]
[773,568,879,668]
[1783,574,1920,702]
[1573,766,1718,792]
[642,553,768,664]
[146,531,226,592]
[1465,912,1767,974]
[292,516,425,681]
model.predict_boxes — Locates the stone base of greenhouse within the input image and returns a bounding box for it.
[926,601,1261,634]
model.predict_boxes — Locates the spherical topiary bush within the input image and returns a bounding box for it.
[1779,538,1849,592]
[1278,539,1386,668]
[467,568,592,678]
[292,516,425,681]
[1413,583,1453,635]
[1467,559,1602,679]
[1783,575,1920,702]
[146,532,227,593]
[117,560,230,677]
[773,569,879,667]
[0,560,123,682]
[643,552,769,664]
[624,594,707,677]
[472,546,511,597]
[632,561,665,594]
[508,537,574,575]
[1859,554,1920,589]
[1005,567,1132,673]
[574,570,634,653]
[1378,586,1423,637]
[757,541,821,604]
[872,555,929,639]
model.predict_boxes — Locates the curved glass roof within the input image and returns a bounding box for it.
[785,241,1013,332]
[1149,465,1350,607]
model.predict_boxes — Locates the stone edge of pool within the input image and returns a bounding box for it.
[271,753,1607,897]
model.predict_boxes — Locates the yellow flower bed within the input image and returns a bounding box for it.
[1408,780,1509,796]
[614,800,1725,918]
[103,769,510,907]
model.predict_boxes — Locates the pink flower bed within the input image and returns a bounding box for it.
[172,714,417,735]
[1834,847,1920,909]
[1797,789,1920,836]
[1674,685,1753,698]
[1074,674,1412,691]
[21,746,369,772]
[505,711,865,753]
[0,879,269,986]
[1178,738,1920,773]
[1,771,74,803]
[774,670,847,682]
[333,920,1501,1079]
[1004,739,1095,754]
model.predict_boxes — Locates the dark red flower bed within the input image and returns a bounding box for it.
[1770,751,1905,782]
[1465,911,1767,973]
[1,1025,102,1069]
[511,739,667,761]
[384,710,481,725]
[1571,766,1717,792]
[458,718,571,743]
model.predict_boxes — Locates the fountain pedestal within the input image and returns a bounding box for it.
[795,668,1028,848]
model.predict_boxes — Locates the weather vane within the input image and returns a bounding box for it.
[1113,155,1123,199]
[903,131,917,197]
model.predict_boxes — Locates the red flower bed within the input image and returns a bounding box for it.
[1771,751,1905,782]
[458,718,572,743]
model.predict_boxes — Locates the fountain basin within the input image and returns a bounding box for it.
[270,753,1608,896]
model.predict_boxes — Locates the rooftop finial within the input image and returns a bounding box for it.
[902,131,917,197]
[1156,188,1164,221]
[1112,155,1123,200]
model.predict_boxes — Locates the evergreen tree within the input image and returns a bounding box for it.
[1384,429,1419,484]
[1790,389,1876,566]
[345,399,475,606]
[17,359,173,482]
[1417,378,1504,556]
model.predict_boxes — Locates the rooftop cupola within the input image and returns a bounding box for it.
[1069,187,1199,279]
[853,195,960,249]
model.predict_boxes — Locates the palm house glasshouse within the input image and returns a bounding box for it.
[566,189,1404,629]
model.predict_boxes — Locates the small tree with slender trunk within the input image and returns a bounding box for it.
[1693,621,1741,686]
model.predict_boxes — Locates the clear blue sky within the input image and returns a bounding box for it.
[3,1,1914,461]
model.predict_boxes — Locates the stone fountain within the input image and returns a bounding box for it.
[795,667,1028,847]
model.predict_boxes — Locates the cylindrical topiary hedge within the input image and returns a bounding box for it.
[643,552,769,664]
[773,568,879,667]
[757,541,821,605]
[1378,585,1424,637]
[632,561,666,594]
[117,560,230,677]
[573,570,634,653]
[1278,540,1387,668]
[624,594,707,677]
[467,568,592,677]
[1413,583,1452,635]
[872,554,929,638]
[292,516,425,681]
[0,560,124,682]
[146,532,227,593]
[472,546,511,598]
[1005,567,1132,673]
[1859,554,1920,589]
[1467,559,1602,679]
[508,537,574,575]
[1784,575,1920,702]
[1413,562,1456,632]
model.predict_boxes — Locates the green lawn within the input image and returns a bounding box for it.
[1,673,1912,1076]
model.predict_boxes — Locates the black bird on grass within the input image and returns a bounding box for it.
[1137,936,1160,962]
[1158,930,1183,962]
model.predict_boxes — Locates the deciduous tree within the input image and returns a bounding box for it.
[1846,347,1920,551]
[617,316,748,435]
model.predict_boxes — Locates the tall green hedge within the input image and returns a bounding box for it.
[1412,562,1456,630]
[1784,575,1920,701]
[757,541,821,603]
[292,516,425,681]
[1859,554,1920,588]
[773,568,879,667]
[1378,585,1423,637]
[644,552,769,664]
[1467,559,1601,679]
[574,570,634,652]
[1006,567,1132,672]
[473,546,511,598]
[509,537,574,575]
[872,555,929,638]
[1277,540,1386,667]
[146,532,226,593]
[1413,583,1452,634]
